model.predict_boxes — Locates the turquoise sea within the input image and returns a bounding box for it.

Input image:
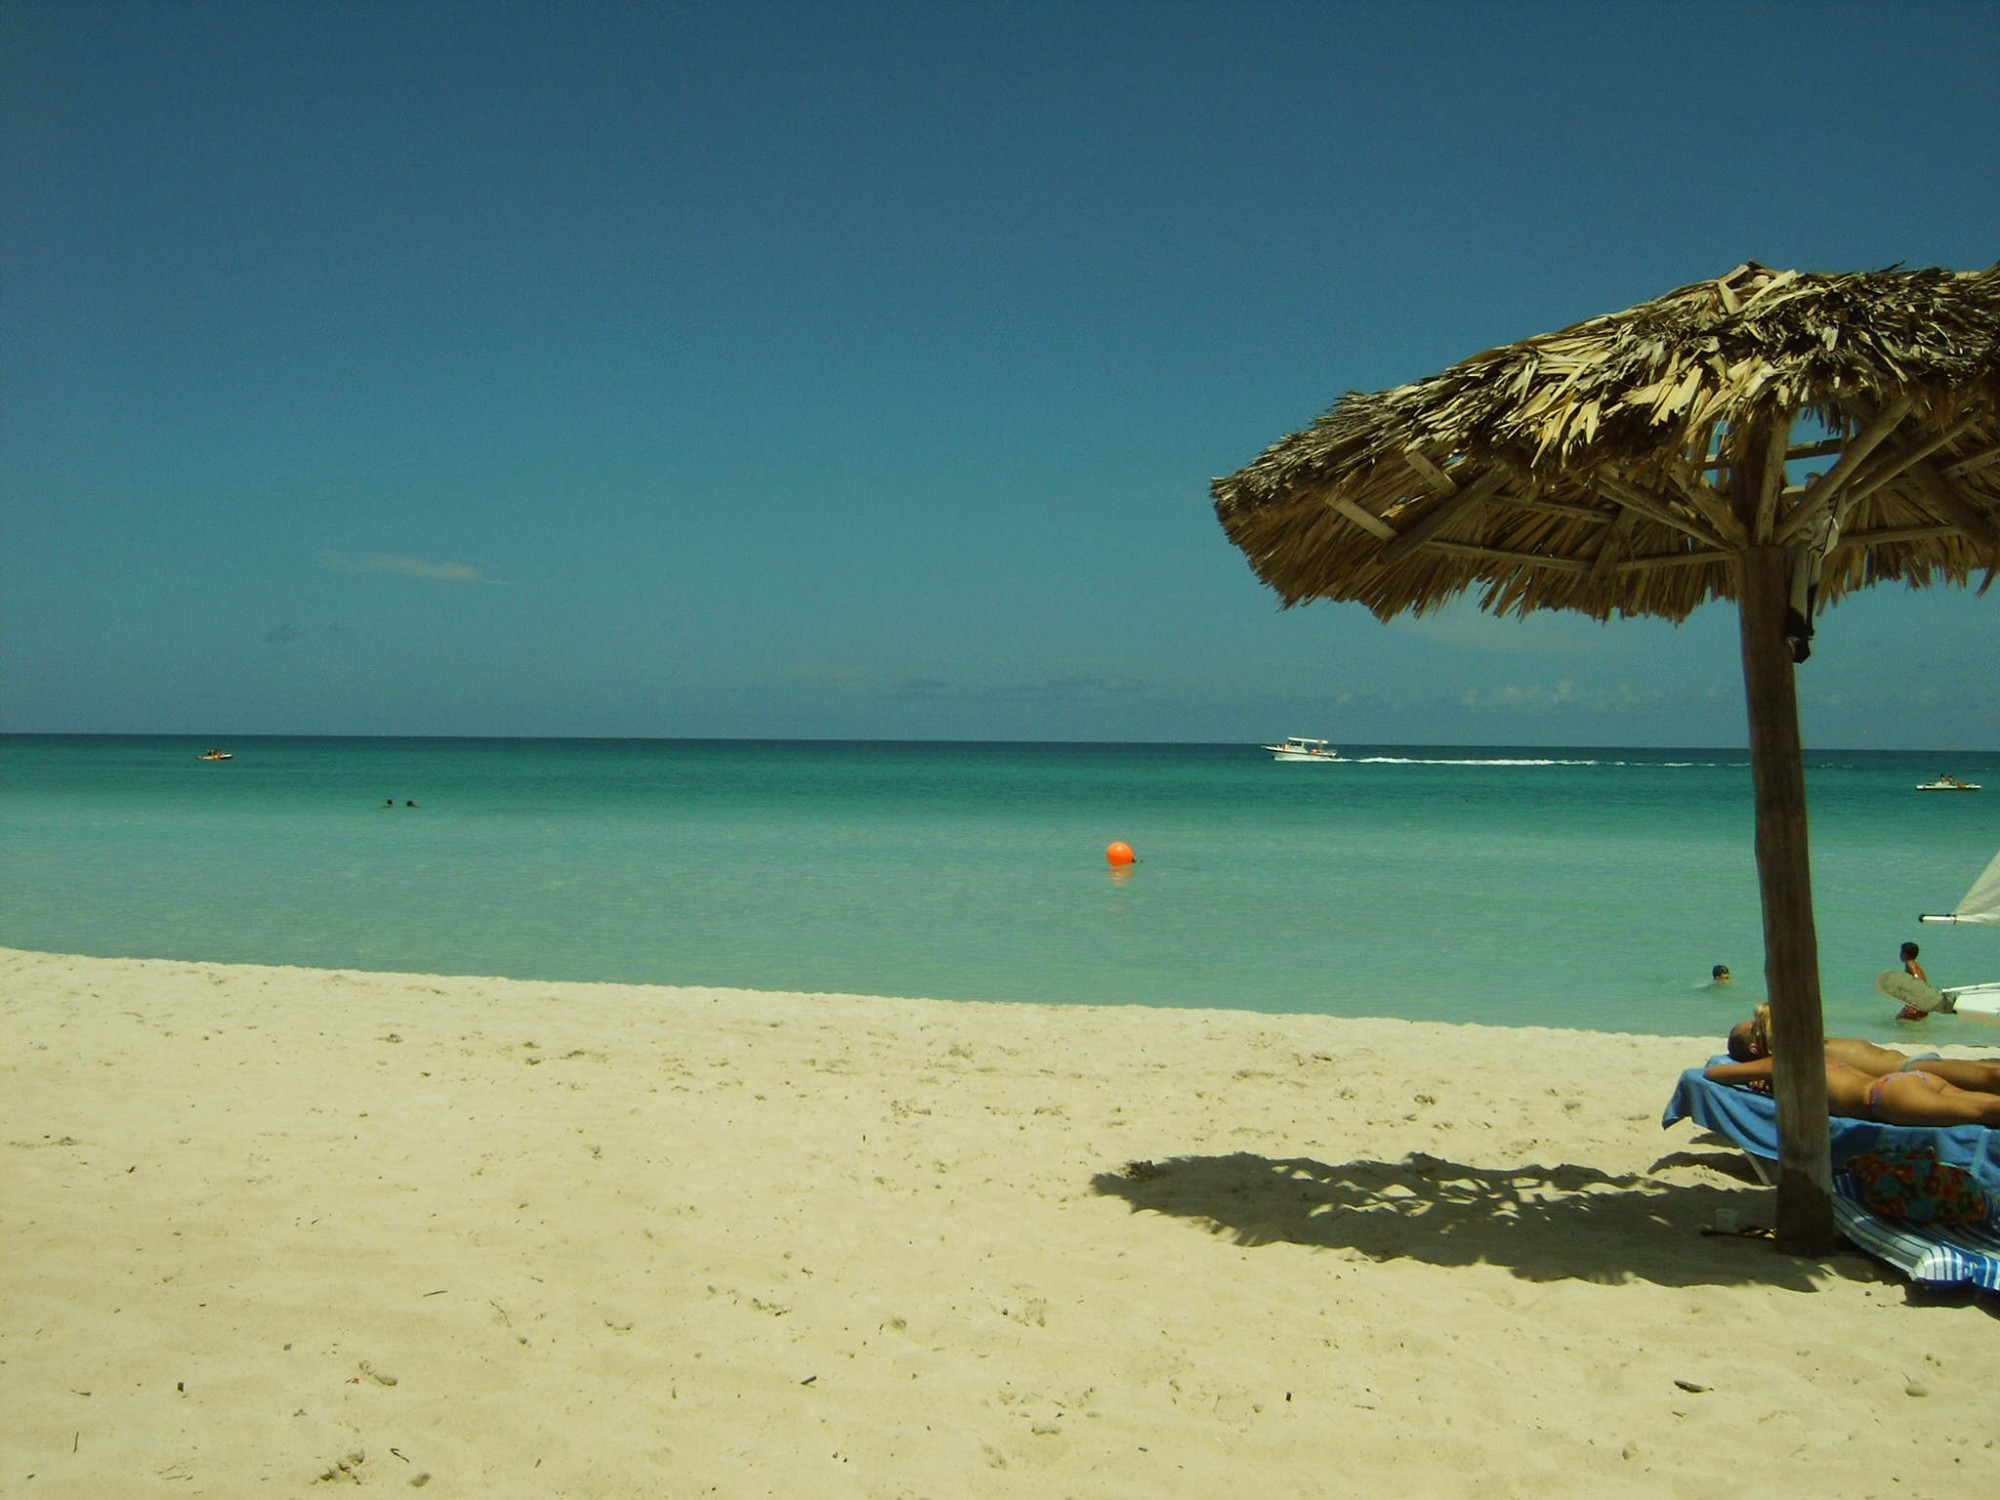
[3,736,1996,1042]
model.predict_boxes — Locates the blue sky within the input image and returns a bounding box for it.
[3,1,1995,747]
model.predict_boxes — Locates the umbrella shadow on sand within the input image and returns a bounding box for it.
[1089,1147,1885,1291]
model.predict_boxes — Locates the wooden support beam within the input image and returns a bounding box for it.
[1670,471,1753,550]
[1505,496,1614,523]
[1379,467,1511,565]
[1325,493,1397,542]
[1689,423,1721,475]
[1425,541,1587,571]
[1748,419,1793,545]
[1769,396,1915,545]
[1402,448,1458,494]
[1899,455,2000,552]
[1792,406,1976,540]
[1941,442,2000,480]
[1592,474,1730,550]
[1589,508,1639,578]
[1613,546,1732,572]
[1701,436,1843,471]
[1835,523,1961,546]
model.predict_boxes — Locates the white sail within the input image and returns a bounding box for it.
[1922,848,2000,925]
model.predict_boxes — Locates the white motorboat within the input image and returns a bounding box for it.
[1262,736,1339,762]
[1915,774,1980,791]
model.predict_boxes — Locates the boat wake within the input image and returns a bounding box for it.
[1346,755,1604,767]
[1344,756,1750,768]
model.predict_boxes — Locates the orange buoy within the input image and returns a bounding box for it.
[1105,841,1136,866]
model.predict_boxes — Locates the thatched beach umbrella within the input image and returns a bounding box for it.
[1212,262,2000,1253]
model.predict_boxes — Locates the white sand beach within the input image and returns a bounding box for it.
[3,946,1995,1497]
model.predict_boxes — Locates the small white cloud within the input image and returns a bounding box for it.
[881,674,1160,704]
[1460,679,1663,713]
[1029,674,1156,699]
[1461,679,1579,710]
[322,551,497,583]
[1604,683,1665,709]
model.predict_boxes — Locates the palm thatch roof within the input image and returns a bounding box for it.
[1212,262,2000,623]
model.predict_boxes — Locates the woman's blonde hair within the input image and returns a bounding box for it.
[1727,1004,1774,1062]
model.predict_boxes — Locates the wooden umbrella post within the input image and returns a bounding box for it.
[1735,542,1835,1254]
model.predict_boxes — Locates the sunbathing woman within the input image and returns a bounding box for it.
[1704,1055,2000,1128]
[1725,1005,2000,1094]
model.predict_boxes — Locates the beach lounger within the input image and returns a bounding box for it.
[1662,1064,2000,1293]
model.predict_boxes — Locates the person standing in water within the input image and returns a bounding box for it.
[1895,941,1931,1021]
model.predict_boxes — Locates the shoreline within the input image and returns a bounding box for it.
[4,947,1995,1495]
[0,942,1772,1044]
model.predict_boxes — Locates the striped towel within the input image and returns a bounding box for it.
[1831,1177,2000,1292]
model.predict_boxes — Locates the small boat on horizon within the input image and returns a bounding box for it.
[1262,736,1340,762]
[1915,774,1980,791]
[198,748,234,762]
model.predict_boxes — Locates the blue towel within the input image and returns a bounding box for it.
[1663,1061,2000,1291]
[1660,1063,2000,1191]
